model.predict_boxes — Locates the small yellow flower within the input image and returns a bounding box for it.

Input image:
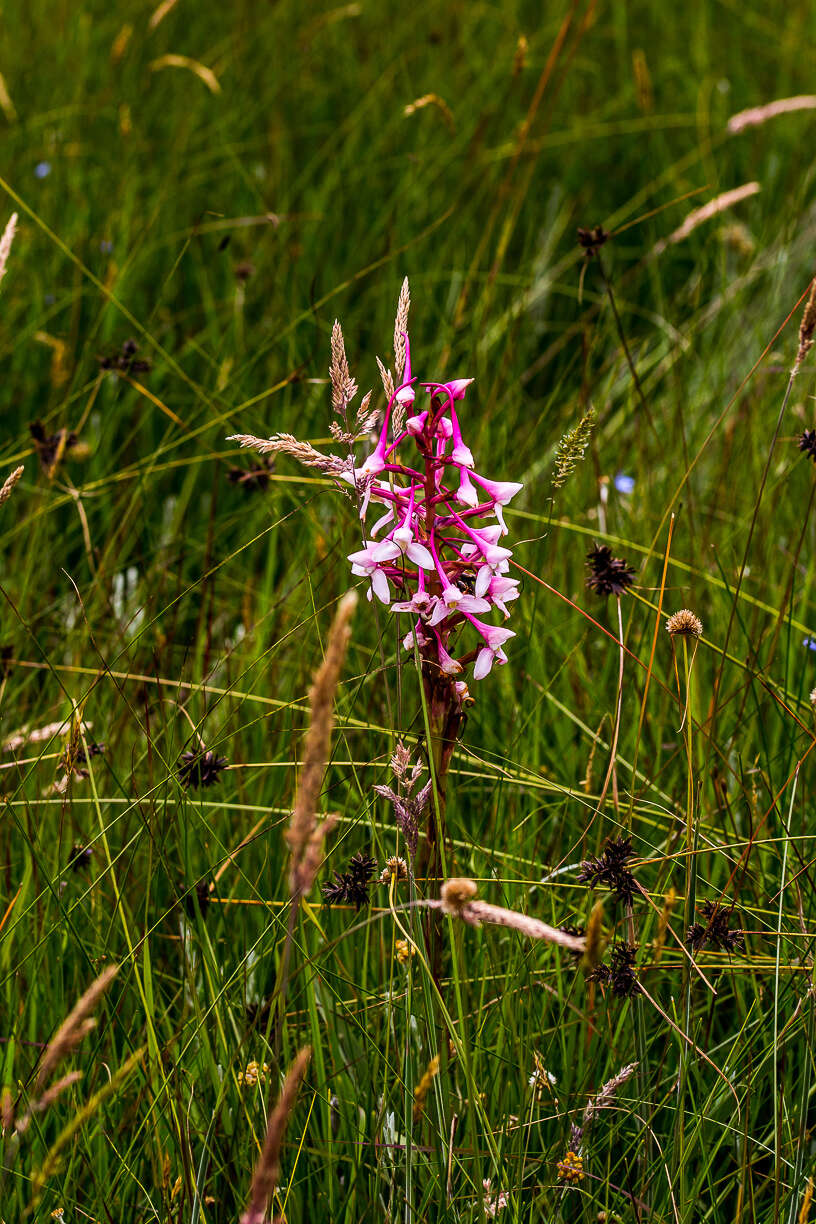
[556,1150,584,1183]
[238,1059,269,1087]
[395,938,415,964]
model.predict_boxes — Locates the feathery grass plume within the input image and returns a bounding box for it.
[388,276,412,436]
[15,1071,83,1134]
[393,277,411,382]
[0,464,24,508]
[3,718,92,754]
[437,879,585,952]
[727,95,816,133]
[241,1046,311,1224]
[797,279,816,367]
[412,1054,440,1121]
[653,183,760,254]
[34,965,118,1095]
[0,212,17,286]
[287,590,357,902]
[376,355,395,403]
[552,408,595,489]
[666,608,703,638]
[227,432,351,480]
[582,1061,638,1128]
[354,389,379,436]
[330,319,358,416]
[31,1047,144,1201]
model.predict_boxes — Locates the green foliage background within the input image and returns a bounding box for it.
[2,1,816,1220]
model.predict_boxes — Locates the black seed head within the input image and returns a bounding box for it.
[67,843,93,872]
[686,899,744,955]
[798,430,816,462]
[578,836,639,905]
[323,852,377,910]
[177,749,228,790]
[586,544,635,598]
[577,224,609,258]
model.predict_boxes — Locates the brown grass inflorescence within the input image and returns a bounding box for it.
[241,1046,311,1224]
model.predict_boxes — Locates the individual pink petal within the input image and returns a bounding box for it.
[406,540,435,569]
[473,647,494,680]
[371,569,391,603]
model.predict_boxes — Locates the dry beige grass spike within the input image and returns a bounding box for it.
[241,1046,311,1224]
[227,432,351,479]
[330,319,357,415]
[287,590,357,902]
[438,879,585,952]
[727,95,816,133]
[34,965,118,1094]
[653,183,760,254]
[0,465,24,508]
[797,279,816,367]
[393,277,410,382]
[0,212,18,286]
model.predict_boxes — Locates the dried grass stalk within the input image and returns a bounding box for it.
[653,183,760,254]
[582,1061,638,1128]
[241,1046,311,1224]
[436,880,585,952]
[393,277,411,382]
[227,432,351,480]
[287,591,357,901]
[330,319,357,415]
[0,464,24,508]
[15,1071,84,1135]
[34,965,118,1093]
[377,355,395,401]
[728,95,816,134]
[797,279,816,367]
[0,212,17,286]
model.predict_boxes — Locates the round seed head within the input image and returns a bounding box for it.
[665,609,703,638]
[441,877,478,914]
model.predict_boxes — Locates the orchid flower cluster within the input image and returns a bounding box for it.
[228,285,523,695]
[345,336,522,690]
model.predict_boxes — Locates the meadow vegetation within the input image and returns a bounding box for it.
[2,2,816,1220]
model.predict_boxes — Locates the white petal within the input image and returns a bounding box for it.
[473,647,494,680]
[458,594,491,614]
[372,539,401,563]
[427,599,449,627]
[406,541,435,569]
[475,566,492,597]
[371,569,391,604]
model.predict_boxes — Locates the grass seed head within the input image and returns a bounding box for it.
[665,608,703,638]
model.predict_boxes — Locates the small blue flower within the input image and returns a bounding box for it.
[804,637,816,651]
[100,239,114,254]
[34,161,51,179]
[614,473,635,495]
